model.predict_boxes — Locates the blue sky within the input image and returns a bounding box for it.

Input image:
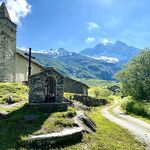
[4,0,150,52]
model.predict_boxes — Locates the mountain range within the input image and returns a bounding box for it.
[19,41,139,80]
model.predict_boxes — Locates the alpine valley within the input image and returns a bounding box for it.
[18,41,139,80]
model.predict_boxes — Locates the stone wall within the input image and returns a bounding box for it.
[64,78,89,95]
[72,95,108,107]
[29,68,64,103]
[0,17,17,82]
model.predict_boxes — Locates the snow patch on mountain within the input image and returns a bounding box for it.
[20,48,73,57]
[93,56,119,63]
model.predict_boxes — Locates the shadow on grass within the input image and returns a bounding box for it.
[0,104,56,149]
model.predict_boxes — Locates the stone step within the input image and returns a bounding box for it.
[24,127,83,148]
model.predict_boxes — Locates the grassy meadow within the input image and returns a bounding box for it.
[0,81,145,149]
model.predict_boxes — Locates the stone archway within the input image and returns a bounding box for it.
[45,76,56,103]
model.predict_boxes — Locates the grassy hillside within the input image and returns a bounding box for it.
[0,83,28,104]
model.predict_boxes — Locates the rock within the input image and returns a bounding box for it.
[6,96,14,104]
[24,127,83,149]
[23,114,37,122]
[73,102,91,111]
[0,110,8,119]
[74,111,96,133]
[64,98,73,106]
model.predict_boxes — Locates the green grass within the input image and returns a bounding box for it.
[0,105,76,150]
[62,107,143,150]
[0,83,76,149]
[0,83,28,104]
[0,82,144,149]
[88,86,111,99]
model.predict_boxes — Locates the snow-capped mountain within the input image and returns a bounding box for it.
[80,41,139,65]
[17,41,139,80]
[17,47,119,80]
[32,48,73,58]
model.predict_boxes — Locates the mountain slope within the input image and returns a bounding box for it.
[18,41,138,80]
[18,48,120,80]
[80,41,139,65]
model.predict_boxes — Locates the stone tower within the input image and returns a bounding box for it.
[0,2,17,82]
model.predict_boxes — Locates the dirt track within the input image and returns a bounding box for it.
[101,102,150,150]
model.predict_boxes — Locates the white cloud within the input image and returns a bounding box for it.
[101,38,110,45]
[0,0,31,24]
[17,46,28,51]
[87,22,99,31]
[86,37,96,43]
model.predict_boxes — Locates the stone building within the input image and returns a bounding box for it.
[29,67,89,104]
[64,77,89,95]
[29,67,64,103]
[0,2,16,82]
[0,2,43,83]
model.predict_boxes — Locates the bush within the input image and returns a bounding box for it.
[121,98,150,118]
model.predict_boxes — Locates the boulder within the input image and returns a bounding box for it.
[73,102,91,111]
[74,111,96,133]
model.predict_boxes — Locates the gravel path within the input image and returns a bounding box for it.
[101,102,150,150]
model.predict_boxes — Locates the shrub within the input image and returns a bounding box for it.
[121,98,150,118]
